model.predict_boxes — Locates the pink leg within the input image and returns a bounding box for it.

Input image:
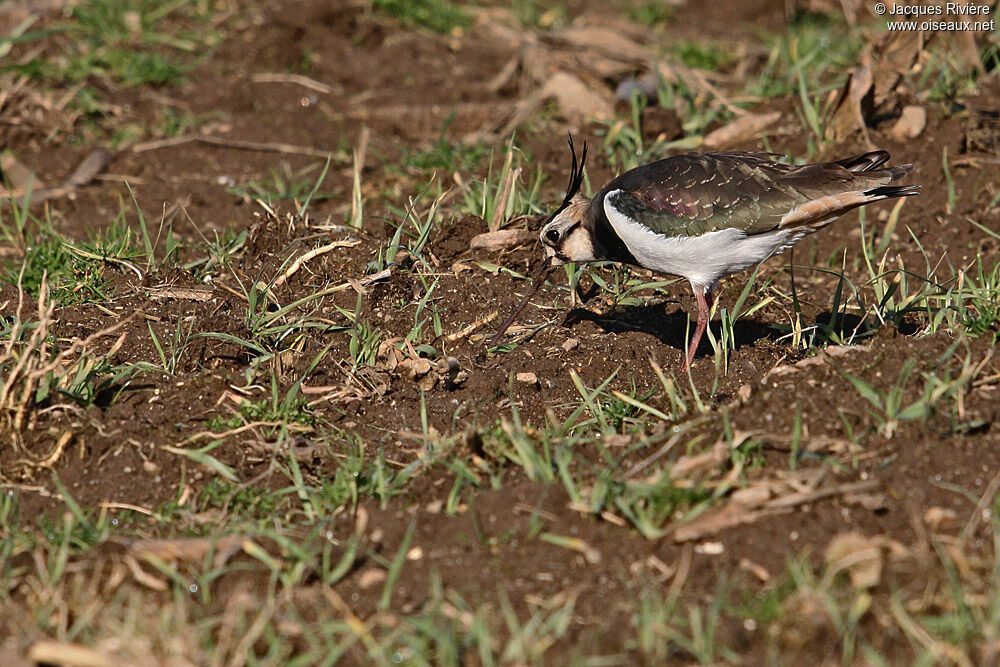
[682,286,714,372]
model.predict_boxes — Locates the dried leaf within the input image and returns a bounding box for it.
[549,26,652,63]
[828,65,874,145]
[129,536,245,565]
[890,105,927,141]
[538,71,614,121]
[703,111,782,149]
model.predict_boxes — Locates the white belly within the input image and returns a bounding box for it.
[604,189,818,290]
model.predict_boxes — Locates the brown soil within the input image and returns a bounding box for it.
[2,0,999,663]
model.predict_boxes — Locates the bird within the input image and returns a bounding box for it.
[495,139,919,371]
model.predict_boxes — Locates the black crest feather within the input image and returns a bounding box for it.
[552,135,587,217]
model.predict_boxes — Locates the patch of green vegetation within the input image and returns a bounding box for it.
[750,13,862,98]
[4,472,997,665]
[511,0,567,29]
[397,122,487,174]
[632,579,736,663]
[10,236,104,305]
[2,180,179,305]
[625,1,674,26]
[586,264,680,310]
[197,477,281,517]
[202,268,351,363]
[158,107,201,137]
[704,267,777,374]
[1,296,149,427]
[599,384,658,432]
[208,395,317,434]
[184,227,247,279]
[456,140,546,225]
[600,83,718,172]
[4,0,215,87]
[916,45,990,103]
[2,217,159,306]
[674,40,732,71]
[961,256,1000,343]
[227,161,335,207]
[371,0,471,33]
[369,178,448,274]
[471,386,720,539]
[829,342,979,439]
[71,49,183,87]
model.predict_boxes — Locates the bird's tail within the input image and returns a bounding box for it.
[864,183,921,200]
[836,151,891,172]
[838,151,916,183]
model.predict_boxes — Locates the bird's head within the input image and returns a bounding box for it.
[540,138,596,265]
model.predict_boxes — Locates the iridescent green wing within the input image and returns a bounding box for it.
[602,152,813,238]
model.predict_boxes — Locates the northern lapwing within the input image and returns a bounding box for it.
[491,140,919,370]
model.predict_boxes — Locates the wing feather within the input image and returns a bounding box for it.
[598,151,914,239]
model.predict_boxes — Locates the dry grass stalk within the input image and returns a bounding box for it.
[27,640,114,667]
[445,310,498,342]
[0,272,56,436]
[250,72,332,93]
[130,134,339,159]
[489,144,520,232]
[272,239,361,288]
[0,274,133,442]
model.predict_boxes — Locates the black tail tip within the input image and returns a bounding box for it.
[839,150,891,172]
[865,184,921,198]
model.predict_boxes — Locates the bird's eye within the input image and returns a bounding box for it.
[545,229,560,244]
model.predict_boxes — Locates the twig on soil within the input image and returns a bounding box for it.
[129,535,246,564]
[445,310,498,342]
[959,468,1000,543]
[100,502,162,520]
[763,479,881,509]
[124,554,168,591]
[299,384,346,395]
[145,286,214,301]
[668,543,693,599]
[625,430,687,479]
[174,421,313,446]
[359,267,393,286]
[64,243,144,279]
[16,431,72,468]
[272,239,361,288]
[27,641,115,667]
[671,479,882,542]
[130,134,341,160]
[212,280,250,302]
[1,148,112,205]
[0,483,64,500]
[972,371,1000,388]
[251,72,333,93]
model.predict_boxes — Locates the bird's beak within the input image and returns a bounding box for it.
[542,245,565,266]
[487,257,556,347]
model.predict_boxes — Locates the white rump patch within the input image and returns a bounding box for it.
[604,189,823,290]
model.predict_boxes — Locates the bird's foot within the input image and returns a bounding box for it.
[678,355,695,375]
